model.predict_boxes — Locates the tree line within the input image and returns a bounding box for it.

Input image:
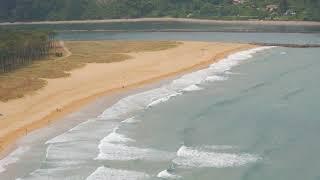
[0,29,56,73]
[0,0,319,22]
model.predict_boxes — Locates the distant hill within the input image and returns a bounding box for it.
[0,0,319,22]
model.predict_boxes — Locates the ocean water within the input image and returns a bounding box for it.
[0,27,320,179]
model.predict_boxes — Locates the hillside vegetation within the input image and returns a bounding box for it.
[0,0,319,22]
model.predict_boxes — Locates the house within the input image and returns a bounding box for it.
[284,9,296,16]
[187,13,193,18]
[266,4,279,12]
[232,0,243,5]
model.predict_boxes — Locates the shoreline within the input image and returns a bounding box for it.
[0,41,256,158]
[1,17,320,26]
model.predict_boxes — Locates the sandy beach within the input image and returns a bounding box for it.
[0,41,256,156]
[1,17,320,26]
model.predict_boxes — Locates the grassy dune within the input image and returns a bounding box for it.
[0,41,181,102]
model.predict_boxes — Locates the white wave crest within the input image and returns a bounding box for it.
[209,46,274,73]
[147,92,181,108]
[99,87,178,119]
[157,169,182,179]
[205,75,228,82]
[182,85,203,92]
[121,117,140,123]
[96,142,173,161]
[173,146,260,168]
[100,128,135,144]
[45,132,75,144]
[170,69,209,91]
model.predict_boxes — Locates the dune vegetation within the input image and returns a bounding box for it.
[0,40,181,102]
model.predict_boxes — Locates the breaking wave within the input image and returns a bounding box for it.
[86,166,149,180]
[157,169,182,179]
[173,146,260,168]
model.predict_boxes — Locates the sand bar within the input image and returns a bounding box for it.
[0,41,256,155]
[0,17,320,26]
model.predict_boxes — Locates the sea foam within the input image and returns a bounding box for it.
[46,119,117,144]
[100,127,135,144]
[96,141,173,161]
[97,46,273,121]
[87,166,149,180]
[0,146,29,174]
[121,117,140,123]
[182,84,203,92]
[157,169,182,179]
[96,125,173,161]
[147,92,181,108]
[205,75,228,82]
[99,87,178,120]
[173,146,260,168]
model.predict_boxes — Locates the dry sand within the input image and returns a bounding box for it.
[0,41,256,155]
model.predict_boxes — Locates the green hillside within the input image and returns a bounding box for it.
[0,0,319,22]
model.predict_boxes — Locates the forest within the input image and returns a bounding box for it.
[0,0,319,22]
[0,29,56,73]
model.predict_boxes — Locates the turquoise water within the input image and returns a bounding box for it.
[0,27,320,179]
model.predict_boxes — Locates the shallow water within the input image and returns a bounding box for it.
[0,28,320,179]
[58,31,320,45]
[6,21,320,33]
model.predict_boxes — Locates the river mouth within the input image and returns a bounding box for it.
[2,20,320,33]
